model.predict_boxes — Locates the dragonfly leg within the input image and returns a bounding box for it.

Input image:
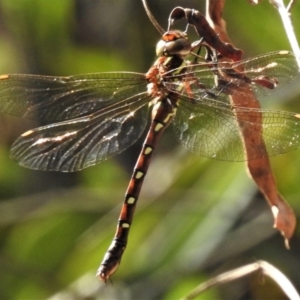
[168,7,242,61]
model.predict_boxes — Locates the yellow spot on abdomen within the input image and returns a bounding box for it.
[144,147,153,155]
[127,197,136,204]
[154,123,164,132]
[135,171,144,179]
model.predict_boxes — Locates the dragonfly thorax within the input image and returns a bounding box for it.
[156,30,191,57]
[146,54,182,98]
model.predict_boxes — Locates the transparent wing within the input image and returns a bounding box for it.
[171,51,300,161]
[174,95,300,161]
[0,72,147,121]
[166,51,299,104]
[10,90,151,172]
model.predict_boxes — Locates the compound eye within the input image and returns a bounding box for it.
[156,39,168,56]
[166,38,191,55]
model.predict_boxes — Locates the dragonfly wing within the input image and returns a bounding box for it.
[11,92,150,172]
[225,50,299,97]
[166,51,299,103]
[0,72,147,121]
[174,96,300,161]
[174,97,245,161]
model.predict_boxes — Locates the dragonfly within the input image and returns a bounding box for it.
[0,2,299,282]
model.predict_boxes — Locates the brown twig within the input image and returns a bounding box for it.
[205,0,296,245]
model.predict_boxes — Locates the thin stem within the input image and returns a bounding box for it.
[287,0,296,12]
[181,261,300,300]
[141,0,165,35]
[269,0,300,69]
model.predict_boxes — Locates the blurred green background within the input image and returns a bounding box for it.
[0,0,300,299]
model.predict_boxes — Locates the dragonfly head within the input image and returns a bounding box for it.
[156,30,191,57]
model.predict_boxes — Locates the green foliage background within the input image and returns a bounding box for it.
[0,0,300,299]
